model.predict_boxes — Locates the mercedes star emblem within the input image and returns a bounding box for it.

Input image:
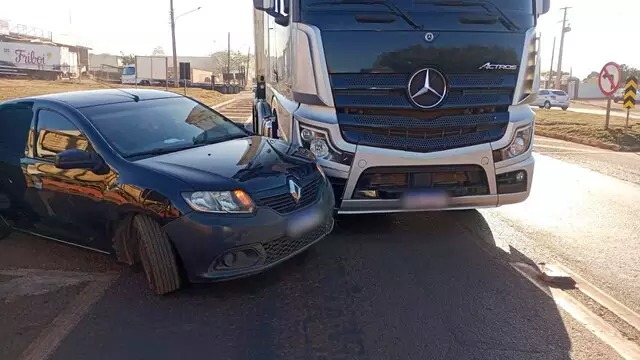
[289,179,302,203]
[407,68,448,109]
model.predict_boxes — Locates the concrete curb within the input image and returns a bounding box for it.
[536,130,640,152]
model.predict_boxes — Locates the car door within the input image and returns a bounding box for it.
[0,102,34,220]
[23,108,113,251]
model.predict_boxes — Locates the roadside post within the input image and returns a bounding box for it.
[179,62,191,96]
[623,76,637,128]
[598,62,621,129]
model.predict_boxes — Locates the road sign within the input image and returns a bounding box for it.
[598,62,621,97]
[624,76,637,109]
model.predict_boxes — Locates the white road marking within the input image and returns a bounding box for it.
[18,272,118,360]
[0,270,95,302]
[511,262,640,360]
[533,144,607,153]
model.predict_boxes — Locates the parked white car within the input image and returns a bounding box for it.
[533,89,570,110]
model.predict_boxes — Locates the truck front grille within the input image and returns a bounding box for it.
[330,73,514,152]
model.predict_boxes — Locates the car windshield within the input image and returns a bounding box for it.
[81,96,248,158]
[122,67,135,76]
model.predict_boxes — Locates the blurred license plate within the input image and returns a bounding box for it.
[402,190,450,209]
[286,207,324,238]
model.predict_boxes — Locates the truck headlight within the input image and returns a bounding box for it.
[299,125,354,166]
[182,190,255,214]
[496,125,533,161]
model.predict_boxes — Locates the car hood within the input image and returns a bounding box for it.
[135,136,318,194]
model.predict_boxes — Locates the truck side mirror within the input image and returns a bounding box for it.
[535,0,550,16]
[253,0,275,11]
[274,15,290,26]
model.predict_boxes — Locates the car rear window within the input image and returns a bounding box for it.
[539,90,549,95]
[552,91,567,96]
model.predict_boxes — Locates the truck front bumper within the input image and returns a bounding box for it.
[293,105,535,214]
[335,144,534,214]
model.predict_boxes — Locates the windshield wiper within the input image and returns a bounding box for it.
[126,144,198,158]
[417,0,520,31]
[309,0,424,30]
[192,132,248,146]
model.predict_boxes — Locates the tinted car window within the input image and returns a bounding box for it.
[36,109,89,159]
[81,96,247,157]
[0,102,33,155]
[539,90,549,95]
[552,91,567,96]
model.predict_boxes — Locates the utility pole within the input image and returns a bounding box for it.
[227,32,231,75]
[548,36,556,88]
[170,0,178,88]
[246,47,251,87]
[555,7,571,89]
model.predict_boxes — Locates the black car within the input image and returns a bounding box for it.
[0,89,335,294]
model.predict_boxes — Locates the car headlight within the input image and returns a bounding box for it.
[182,190,255,214]
[495,125,533,161]
[299,125,354,166]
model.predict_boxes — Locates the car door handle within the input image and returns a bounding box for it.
[31,176,43,190]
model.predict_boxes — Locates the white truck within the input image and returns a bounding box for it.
[252,0,550,214]
[0,41,78,80]
[121,56,168,85]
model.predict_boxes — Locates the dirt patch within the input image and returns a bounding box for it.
[0,78,233,107]
[535,109,640,150]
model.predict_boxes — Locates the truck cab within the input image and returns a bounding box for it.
[252,0,550,214]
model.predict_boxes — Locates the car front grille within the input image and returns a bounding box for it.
[262,217,334,264]
[330,73,513,152]
[255,176,324,214]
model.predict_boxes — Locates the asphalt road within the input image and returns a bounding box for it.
[2,136,639,359]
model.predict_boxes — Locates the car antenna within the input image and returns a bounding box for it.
[88,77,140,102]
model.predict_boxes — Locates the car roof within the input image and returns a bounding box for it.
[12,88,182,109]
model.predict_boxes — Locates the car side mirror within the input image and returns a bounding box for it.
[55,149,106,174]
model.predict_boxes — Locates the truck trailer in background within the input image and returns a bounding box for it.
[121,56,168,85]
[0,41,78,79]
[252,0,550,214]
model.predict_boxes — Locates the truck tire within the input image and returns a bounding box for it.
[544,101,551,109]
[132,215,181,295]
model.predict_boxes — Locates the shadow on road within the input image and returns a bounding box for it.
[50,211,572,360]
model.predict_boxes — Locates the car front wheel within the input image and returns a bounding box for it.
[544,101,551,109]
[133,215,182,295]
[562,106,569,111]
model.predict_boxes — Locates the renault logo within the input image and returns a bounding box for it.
[407,68,448,109]
[288,179,302,203]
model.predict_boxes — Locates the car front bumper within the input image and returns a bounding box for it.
[163,179,335,282]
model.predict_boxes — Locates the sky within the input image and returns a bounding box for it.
[3,0,640,79]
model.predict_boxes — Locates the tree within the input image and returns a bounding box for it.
[584,71,599,82]
[619,64,640,83]
[152,46,165,56]
[209,50,255,80]
[120,52,136,65]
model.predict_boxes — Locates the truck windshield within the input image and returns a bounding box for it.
[122,67,135,76]
[302,0,532,12]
